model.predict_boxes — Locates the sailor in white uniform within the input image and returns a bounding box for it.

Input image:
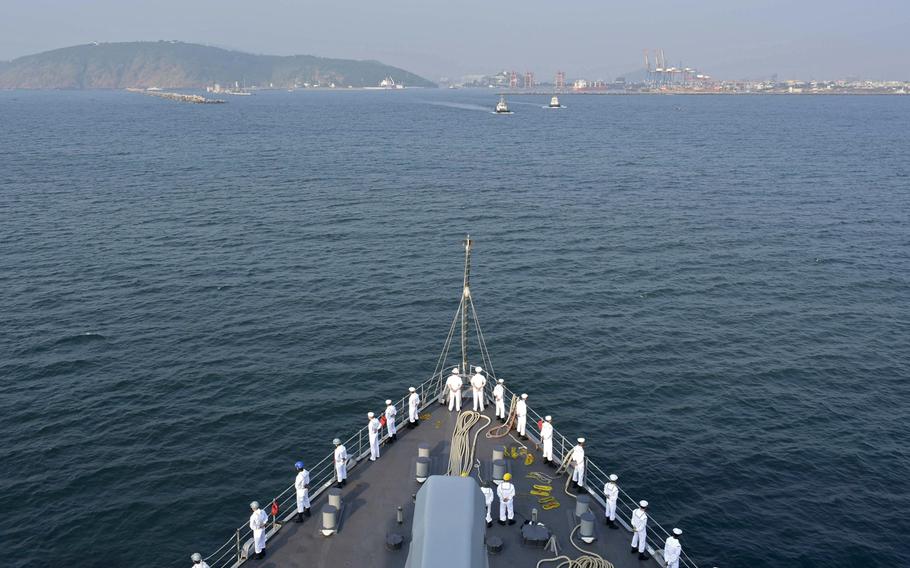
[603,473,619,528]
[190,552,210,568]
[516,393,528,437]
[470,366,487,411]
[663,528,683,568]
[497,472,516,525]
[630,500,649,559]
[570,438,586,490]
[333,438,348,487]
[294,461,311,522]
[407,386,420,427]
[540,415,554,465]
[480,484,495,527]
[492,378,506,421]
[446,367,463,411]
[384,399,397,440]
[367,412,381,460]
[248,501,269,559]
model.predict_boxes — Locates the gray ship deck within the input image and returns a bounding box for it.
[258,401,663,568]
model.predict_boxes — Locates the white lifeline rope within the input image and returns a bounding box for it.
[446,411,492,476]
[535,525,615,568]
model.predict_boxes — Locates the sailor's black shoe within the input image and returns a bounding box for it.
[498,520,506,526]
[639,553,649,560]
[304,508,311,517]
[609,521,619,529]
[631,548,637,554]
[294,513,303,523]
[486,520,492,528]
[508,519,515,525]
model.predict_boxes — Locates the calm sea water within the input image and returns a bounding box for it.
[1,89,908,568]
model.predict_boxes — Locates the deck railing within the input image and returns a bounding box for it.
[190,368,697,568]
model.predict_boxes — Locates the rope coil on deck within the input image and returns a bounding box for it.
[536,524,615,568]
[485,397,518,438]
[446,411,491,476]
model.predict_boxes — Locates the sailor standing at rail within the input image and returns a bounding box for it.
[446,367,463,412]
[492,378,506,421]
[663,528,683,568]
[497,472,516,525]
[294,461,311,522]
[470,366,487,411]
[630,500,649,559]
[516,393,528,437]
[333,438,348,487]
[384,399,397,441]
[248,501,269,560]
[367,412,381,461]
[407,386,420,427]
[604,474,619,528]
[540,415,554,466]
[189,553,210,568]
[480,483,495,527]
[570,438,586,490]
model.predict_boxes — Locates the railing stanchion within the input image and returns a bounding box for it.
[235,528,241,563]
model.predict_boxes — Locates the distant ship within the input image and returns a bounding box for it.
[548,95,563,108]
[365,76,406,90]
[494,95,512,114]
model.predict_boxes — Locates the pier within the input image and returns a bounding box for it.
[126,88,225,104]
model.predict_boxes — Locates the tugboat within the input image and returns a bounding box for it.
[548,95,564,108]
[494,95,512,114]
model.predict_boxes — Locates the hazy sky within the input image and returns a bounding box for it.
[2,0,908,81]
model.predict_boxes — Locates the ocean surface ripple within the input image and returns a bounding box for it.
[0,90,908,568]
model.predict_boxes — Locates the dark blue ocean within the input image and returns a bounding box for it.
[1,89,908,568]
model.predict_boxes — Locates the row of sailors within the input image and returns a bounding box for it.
[190,377,686,566]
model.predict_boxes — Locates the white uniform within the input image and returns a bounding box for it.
[470,372,486,411]
[663,536,681,568]
[334,444,348,482]
[492,383,505,418]
[249,508,268,554]
[631,507,648,553]
[295,470,311,512]
[408,391,420,423]
[570,444,585,486]
[540,421,553,461]
[516,399,527,435]
[446,373,463,411]
[368,417,381,460]
[497,481,515,521]
[385,404,397,437]
[480,486,495,524]
[192,562,211,568]
[604,481,619,521]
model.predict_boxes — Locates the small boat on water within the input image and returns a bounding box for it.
[494,95,512,114]
[548,95,564,109]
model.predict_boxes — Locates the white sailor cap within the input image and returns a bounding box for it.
[475,366,483,373]
[367,412,375,418]
[673,528,683,536]
[408,387,416,392]
[385,399,392,405]
[191,553,203,562]
[545,415,552,421]
[521,393,528,399]
[639,500,648,508]
[250,501,260,509]
[452,367,460,374]
[497,378,504,384]
[577,437,585,444]
[333,438,341,445]
[609,474,618,481]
